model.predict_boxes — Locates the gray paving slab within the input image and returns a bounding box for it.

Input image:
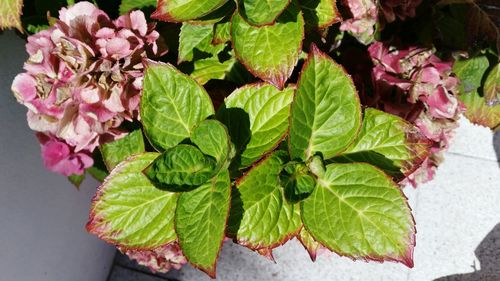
[108,265,173,281]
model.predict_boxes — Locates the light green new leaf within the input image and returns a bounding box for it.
[0,0,22,31]
[152,0,228,22]
[333,108,430,178]
[238,0,291,26]
[301,163,415,267]
[231,3,304,89]
[300,0,341,30]
[213,21,232,44]
[178,23,226,63]
[144,145,217,191]
[100,129,146,170]
[289,45,361,161]
[119,0,157,14]
[452,55,489,93]
[484,63,500,105]
[228,152,302,250]
[175,170,231,278]
[191,119,232,167]
[87,153,178,249]
[141,62,214,151]
[219,83,294,168]
[191,57,237,85]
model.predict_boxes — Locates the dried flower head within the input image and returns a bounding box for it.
[11,2,165,176]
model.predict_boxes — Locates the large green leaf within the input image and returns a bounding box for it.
[484,63,500,105]
[333,109,431,178]
[87,153,178,249]
[119,0,157,14]
[452,55,489,93]
[141,62,214,151]
[460,91,500,130]
[191,119,232,167]
[144,145,217,191]
[100,129,146,171]
[175,170,231,278]
[219,83,294,168]
[178,23,226,63]
[300,0,341,30]
[238,0,291,26]
[152,0,228,22]
[301,163,415,267]
[228,152,301,250]
[289,45,361,161]
[0,0,22,31]
[231,3,304,89]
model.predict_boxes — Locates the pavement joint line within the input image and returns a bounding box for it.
[446,152,499,163]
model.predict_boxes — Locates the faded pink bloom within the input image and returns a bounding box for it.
[340,0,378,44]
[368,41,464,186]
[37,133,93,176]
[380,0,423,23]
[11,2,165,176]
[120,243,187,273]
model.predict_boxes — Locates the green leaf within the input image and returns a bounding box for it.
[452,55,489,93]
[231,2,304,89]
[100,130,146,171]
[141,62,214,151]
[191,57,238,85]
[0,0,22,31]
[87,153,178,249]
[238,0,291,26]
[68,173,85,189]
[460,90,500,130]
[332,108,431,178]
[300,0,341,30]
[297,227,321,261]
[289,45,361,161]
[178,23,226,63]
[119,0,157,14]
[219,83,294,168]
[175,170,231,278]
[213,21,231,44]
[301,163,415,267]
[188,1,236,25]
[484,63,500,105]
[144,145,217,191]
[228,152,302,250]
[191,120,232,168]
[281,163,316,203]
[87,149,109,182]
[152,0,228,22]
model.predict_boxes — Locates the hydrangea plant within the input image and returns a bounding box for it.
[3,0,500,277]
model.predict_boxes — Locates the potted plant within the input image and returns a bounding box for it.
[3,0,499,278]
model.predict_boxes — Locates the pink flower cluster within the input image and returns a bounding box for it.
[11,2,164,176]
[119,243,187,273]
[368,41,464,186]
[340,0,423,44]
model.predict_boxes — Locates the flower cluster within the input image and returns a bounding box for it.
[368,41,464,186]
[340,0,423,44]
[11,2,164,176]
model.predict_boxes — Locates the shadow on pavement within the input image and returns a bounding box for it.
[434,223,500,281]
[494,131,499,168]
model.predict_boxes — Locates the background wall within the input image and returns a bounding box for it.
[0,31,115,281]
